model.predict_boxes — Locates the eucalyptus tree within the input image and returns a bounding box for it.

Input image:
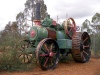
[24,0,47,26]
[81,19,92,34]
[91,13,100,33]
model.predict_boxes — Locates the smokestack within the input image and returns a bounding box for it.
[35,3,41,20]
[34,2,41,26]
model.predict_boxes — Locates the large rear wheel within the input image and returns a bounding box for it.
[72,32,91,63]
[16,40,34,64]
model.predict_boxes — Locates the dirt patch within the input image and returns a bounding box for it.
[0,58,100,75]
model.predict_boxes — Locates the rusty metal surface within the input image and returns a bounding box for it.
[46,28,56,40]
[72,32,82,61]
[36,38,59,70]
[72,32,91,62]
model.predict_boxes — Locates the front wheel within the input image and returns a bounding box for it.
[36,38,60,70]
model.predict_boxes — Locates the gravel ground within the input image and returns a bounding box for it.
[0,58,100,75]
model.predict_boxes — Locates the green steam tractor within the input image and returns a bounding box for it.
[16,2,91,70]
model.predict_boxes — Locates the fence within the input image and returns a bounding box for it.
[90,33,100,57]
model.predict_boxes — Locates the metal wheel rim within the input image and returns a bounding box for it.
[72,32,91,62]
[80,32,91,61]
[36,38,59,70]
[16,40,33,64]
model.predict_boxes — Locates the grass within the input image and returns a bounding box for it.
[0,49,100,72]
[59,54,73,63]
[0,49,36,72]
[91,49,100,58]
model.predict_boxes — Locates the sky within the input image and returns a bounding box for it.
[0,0,100,31]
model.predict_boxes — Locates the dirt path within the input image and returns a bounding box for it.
[0,58,100,75]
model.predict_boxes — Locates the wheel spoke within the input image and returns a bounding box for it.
[18,54,23,61]
[18,54,23,58]
[81,52,86,61]
[51,54,57,63]
[83,37,88,43]
[18,46,24,51]
[69,27,73,33]
[41,48,47,53]
[83,50,89,56]
[39,54,48,56]
[43,58,49,67]
[28,54,33,58]
[52,53,56,56]
[44,43,49,52]
[50,43,53,52]
[48,58,53,68]
[21,45,25,49]
[23,55,26,63]
[69,27,75,36]
[26,55,30,62]
[50,58,53,64]
[83,45,89,49]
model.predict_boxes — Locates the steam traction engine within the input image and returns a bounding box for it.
[16,2,91,70]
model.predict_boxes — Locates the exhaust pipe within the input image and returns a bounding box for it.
[34,2,41,26]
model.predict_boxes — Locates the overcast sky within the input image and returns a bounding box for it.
[0,0,100,31]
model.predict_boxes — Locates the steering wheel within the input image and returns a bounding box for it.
[64,18,76,39]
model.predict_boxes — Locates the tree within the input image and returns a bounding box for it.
[16,12,25,34]
[92,13,100,24]
[91,13,100,33]
[16,0,48,34]
[11,22,18,34]
[40,0,47,20]
[24,0,47,26]
[1,21,19,37]
[0,21,19,48]
[81,19,92,34]
[85,13,100,56]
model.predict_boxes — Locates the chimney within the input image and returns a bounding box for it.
[34,2,41,26]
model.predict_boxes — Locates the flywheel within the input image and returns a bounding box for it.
[72,32,91,63]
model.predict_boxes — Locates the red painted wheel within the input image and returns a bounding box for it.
[72,32,91,63]
[64,18,76,39]
[36,38,59,70]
